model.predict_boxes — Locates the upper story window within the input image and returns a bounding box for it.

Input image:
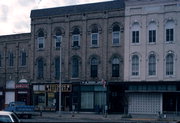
[166,53,174,76]
[20,51,27,66]
[112,24,120,45]
[112,57,120,77]
[132,22,140,44]
[148,54,156,76]
[132,55,139,76]
[55,29,62,49]
[91,25,99,47]
[37,30,45,49]
[90,57,98,78]
[148,22,157,44]
[72,28,80,47]
[165,20,175,43]
[37,58,44,79]
[8,51,14,67]
[71,56,79,78]
[55,57,60,80]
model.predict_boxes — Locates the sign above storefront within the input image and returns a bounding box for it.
[15,84,29,89]
[46,84,72,92]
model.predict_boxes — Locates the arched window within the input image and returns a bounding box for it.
[166,53,174,75]
[20,51,27,66]
[165,20,175,43]
[148,22,157,43]
[55,57,60,79]
[132,55,139,76]
[37,58,44,79]
[55,29,62,49]
[91,25,99,47]
[112,57,120,77]
[112,24,120,45]
[132,22,140,44]
[72,27,80,47]
[37,30,45,49]
[72,57,79,78]
[8,51,14,67]
[148,54,156,76]
[91,57,98,78]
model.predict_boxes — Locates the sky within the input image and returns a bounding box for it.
[0,0,111,35]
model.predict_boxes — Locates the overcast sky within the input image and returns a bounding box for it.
[0,0,111,35]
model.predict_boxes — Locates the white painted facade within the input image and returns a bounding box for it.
[125,0,180,82]
[124,0,180,114]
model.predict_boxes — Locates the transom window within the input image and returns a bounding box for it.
[132,55,139,76]
[112,25,120,45]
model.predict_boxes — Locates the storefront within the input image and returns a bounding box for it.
[71,81,107,112]
[5,80,16,107]
[32,83,72,111]
[15,79,31,105]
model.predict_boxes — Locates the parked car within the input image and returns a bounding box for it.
[4,102,35,118]
[0,111,21,122]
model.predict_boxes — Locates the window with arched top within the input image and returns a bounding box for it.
[72,27,80,47]
[55,29,62,49]
[71,57,79,78]
[165,20,175,43]
[148,54,156,76]
[90,57,98,78]
[112,57,120,77]
[112,24,120,45]
[37,30,45,49]
[37,58,44,79]
[166,53,174,75]
[8,51,14,67]
[91,25,99,47]
[148,22,157,43]
[20,51,27,66]
[55,57,60,80]
[132,55,139,76]
[132,22,140,44]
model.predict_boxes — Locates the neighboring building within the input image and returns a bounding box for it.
[0,33,31,110]
[30,0,125,112]
[124,0,180,114]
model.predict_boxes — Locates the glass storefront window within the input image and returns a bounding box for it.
[81,92,94,109]
[95,92,106,107]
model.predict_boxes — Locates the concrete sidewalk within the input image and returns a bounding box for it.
[36,111,180,123]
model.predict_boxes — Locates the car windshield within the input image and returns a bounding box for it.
[11,113,19,122]
[0,115,12,122]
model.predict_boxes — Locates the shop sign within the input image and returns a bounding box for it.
[46,84,72,92]
[15,84,29,89]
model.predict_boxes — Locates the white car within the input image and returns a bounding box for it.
[0,111,21,122]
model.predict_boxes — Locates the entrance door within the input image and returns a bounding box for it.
[64,96,70,111]
[17,93,28,104]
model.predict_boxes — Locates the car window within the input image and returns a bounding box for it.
[11,114,19,123]
[0,115,12,122]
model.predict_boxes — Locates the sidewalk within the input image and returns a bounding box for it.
[36,111,180,123]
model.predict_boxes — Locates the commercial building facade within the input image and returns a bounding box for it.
[124,0,180,114]
[0,0,180,115]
